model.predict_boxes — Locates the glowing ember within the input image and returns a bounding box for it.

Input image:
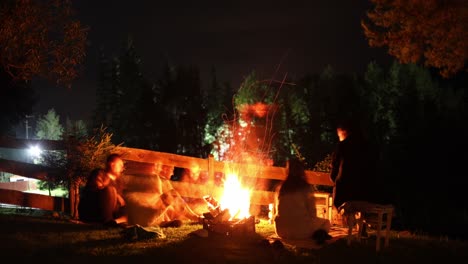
[218,172,251,220]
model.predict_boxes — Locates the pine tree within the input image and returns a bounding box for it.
[65,117,88,140]
[35,108,64,140]
[92,47,113,131]
[34,108,64,195]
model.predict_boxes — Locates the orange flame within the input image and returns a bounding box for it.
[218,172,251,220]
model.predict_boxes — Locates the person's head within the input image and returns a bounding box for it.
[182,168,200,182]
[279,157,308,194]
[153,160,174,179]
[105,153,125,178]
[287,157,306,178]
[336,120,353,142]
[336,127,348,142]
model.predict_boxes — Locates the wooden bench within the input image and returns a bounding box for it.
[312,192,333,223]
[339,201,394,252]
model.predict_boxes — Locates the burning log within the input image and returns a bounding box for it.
[204,195,219,210]
[201,195,256,237]
[202,215,256,237]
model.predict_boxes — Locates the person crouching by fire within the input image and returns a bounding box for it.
[273,157,332,244]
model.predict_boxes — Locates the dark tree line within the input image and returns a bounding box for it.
[93,37,211,157]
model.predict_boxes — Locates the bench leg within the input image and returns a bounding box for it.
[341,203,394,252]
[384,211,392,248]
[346,213,355,246]
[375,211,384,252]
[356,216,363,243]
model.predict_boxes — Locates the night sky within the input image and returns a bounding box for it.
[32,0,392,122]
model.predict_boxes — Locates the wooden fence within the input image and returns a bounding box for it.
[0,137,334,220]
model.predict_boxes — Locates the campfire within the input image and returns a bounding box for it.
[196,100,278,237]
[201,172,256,237]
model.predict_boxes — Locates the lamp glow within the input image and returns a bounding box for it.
[28,145,42,158]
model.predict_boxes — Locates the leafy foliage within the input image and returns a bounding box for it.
[39,125,120,217]
[0,0,88,87]
[203,68,235,154]
[38,149,68,195]
[362,0,467,78]
[65,117,88,140]
[34,108,65,194]
[35,108,64,140]
[312,153,333,173]
[213,71,310,165]
[233,71,276,106]
[64,126,121,187]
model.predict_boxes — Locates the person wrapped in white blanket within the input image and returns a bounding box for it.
[274,157,332,244]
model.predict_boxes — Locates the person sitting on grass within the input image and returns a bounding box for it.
[78,153,128,227]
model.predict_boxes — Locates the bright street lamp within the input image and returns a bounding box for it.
[28,145,42,163]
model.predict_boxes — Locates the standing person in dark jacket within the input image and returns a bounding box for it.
[78,153,128,226]
[330,120,380,209]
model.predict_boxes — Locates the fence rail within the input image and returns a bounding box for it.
[0,137,334,220]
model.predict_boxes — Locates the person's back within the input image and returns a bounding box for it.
[274,158,331,242]
[275,185,321,239]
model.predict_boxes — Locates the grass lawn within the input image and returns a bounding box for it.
[1,208,467,263]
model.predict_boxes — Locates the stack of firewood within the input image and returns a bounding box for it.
[201,195,256,236]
